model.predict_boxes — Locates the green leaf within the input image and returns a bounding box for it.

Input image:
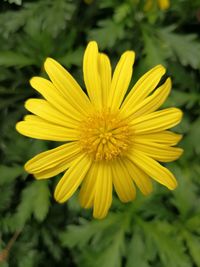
[167,90,200,109]
[186,215,200,233]
[58,46,84,68]
[38,0,76,37]
[126,229,151,267]
[15,181,50,227]
[140,220,191,267]
[0,184,14,212]
[18,251,38,267]
[0,165,24,185]
[60,215,118,249]
[171,165,198,218]
[185,232,200,267]
[89,19,125,49]
[168,62,198,91]
[93,230,124,267]
[113,3,132,23]
[158,27,200,69]
[32,181,50,222]
[0,51,35,67]
[41,228,62,261]
[142,27,167,68]
[0,215,17,232]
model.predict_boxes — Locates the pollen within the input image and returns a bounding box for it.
[79,110,131,160]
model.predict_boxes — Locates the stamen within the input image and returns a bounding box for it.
[79,110,131,161]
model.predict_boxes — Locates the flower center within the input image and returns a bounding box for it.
[79,111,131,161]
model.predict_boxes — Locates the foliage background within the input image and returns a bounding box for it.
[0,0,200,266]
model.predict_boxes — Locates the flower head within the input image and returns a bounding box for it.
[145,0,170,11]
[16,41,183,219]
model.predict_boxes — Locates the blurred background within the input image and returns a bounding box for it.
[0,0,200,266]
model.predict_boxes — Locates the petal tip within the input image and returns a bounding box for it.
[172,108,183,120]
[142,186,153,196]
[54,185,67,204]
[24,162,32,174]
[178,148,184,158]
[122,50,136,62]
[44,57,51,68]
[24,99,31,110]
[166,77,172,85]
[29,76,43,88]
[88,40,98,47]
[93,210,107,220]
[44,57,57,71]
[29,77,35,86]
[86,41,99,53]
[15,122,23,134]
[177,109,184,120]
[169,180,178,190]
[54,191,63,203]
[156,64,166,75]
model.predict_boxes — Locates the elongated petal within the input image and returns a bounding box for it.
[93,163,112,219]
[128,151,177,190]
[54,155,92,203]
[83,41,102,109]
[44,58,91,116]
[123,158,153,195]
[79,163,97,209]
[16,115,79,141]
[25,99,79,129]
[35,165,69,180]
[111,159,136,202]
[122,78,171,119]
[25,142,81,179]
[108,51,135,111]
[132,143,183,162]
[133,131,182,146]
[131,108,183,134]
[30,77,85,121]
[98,53,112,107]
[121,65,166,112]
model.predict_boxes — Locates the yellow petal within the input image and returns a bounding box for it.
[133,131,182,146]
[83,41,102,109]
[79,163,97,209]
[16,115,79,141]
[123,158,153,195]
[122,78,171,120]
[111,159,136,202]
[158,0,170,10]
[121,65,166,113]
[132,143,183,162]
[54,155,92,203]
[144,0,153,11]
[128,151,177,190]
[93,163,112,219]
[108,51,135,111]
[34,166,68,180]
[30,77,85,121]
[25,142,81,179]
[25,99,80,129]
[98,53,112,108]
[131,108,183,134]
[44,58,92,116]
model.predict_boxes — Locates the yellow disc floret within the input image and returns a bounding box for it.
[79,110,131,160]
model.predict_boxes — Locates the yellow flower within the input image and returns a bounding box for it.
[83,0,93,4]
[145,0,170,11]
[158,0,170,10]
[16,41,183,219]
